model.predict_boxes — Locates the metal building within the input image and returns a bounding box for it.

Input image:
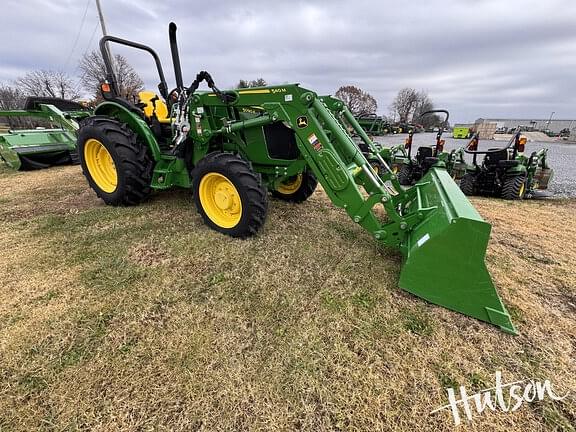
[475,118,575,135]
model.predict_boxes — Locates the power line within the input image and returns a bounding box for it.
[83,21,101,57]
[77,21,101,84]
[64,0,92,70]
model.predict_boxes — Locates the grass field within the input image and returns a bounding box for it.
[0,164,574,431]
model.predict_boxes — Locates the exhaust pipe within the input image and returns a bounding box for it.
[169,22,184,89]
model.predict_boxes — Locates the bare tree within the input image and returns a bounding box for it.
[236,78,267,88]
[413,91,439,128]
[14,70,80,101]
[335,85,377,117]
[0,84,26,110]
[390,87,420,122]
[78,50,144,102]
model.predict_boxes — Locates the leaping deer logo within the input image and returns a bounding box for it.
[297,116,308,128]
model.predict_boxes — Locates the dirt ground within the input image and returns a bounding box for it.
[0,164,574,431]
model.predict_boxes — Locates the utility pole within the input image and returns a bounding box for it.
[95,0,113,66]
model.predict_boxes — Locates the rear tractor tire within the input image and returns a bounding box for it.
[77,116,154,205]
[502,174,527,200]
[271,170,317,203]
[397,164,413,186]
[192,152,268,238]
[459,173,477,196]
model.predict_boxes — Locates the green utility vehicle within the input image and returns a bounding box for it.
[0,98,90,170]
[460,132,553,199]
[453,125,472,139]
[75,23,517,333]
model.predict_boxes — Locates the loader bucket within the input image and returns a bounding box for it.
[399,168,516,334]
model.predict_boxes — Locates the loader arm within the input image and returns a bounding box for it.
[185,84,516,334]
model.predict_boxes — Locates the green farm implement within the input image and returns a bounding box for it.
[0,98,91,170]
[76,23,516,333]
[356,114,390,136]
[460,132,553,199]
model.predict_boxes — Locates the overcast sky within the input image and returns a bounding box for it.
[1,0,575,123]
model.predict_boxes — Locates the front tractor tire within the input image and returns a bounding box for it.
[78,116,154,206]
[192,152,268,238]
[502,174,527,200]
[271,170,318,203]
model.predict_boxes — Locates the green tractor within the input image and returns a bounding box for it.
[460,132,553,200]
[0,98,91,170]
[76,23,517,333]
[395,110,467,185]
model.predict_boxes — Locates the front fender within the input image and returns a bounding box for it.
[94,102,162,161]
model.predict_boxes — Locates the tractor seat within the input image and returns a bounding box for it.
[416,146,434,163]
[498,160,520,168]
[484,148,509,166]
[138,91,171,124]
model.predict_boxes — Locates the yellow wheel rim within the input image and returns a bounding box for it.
[392,165,399,174]
[276,174,303,195]
[199,173,242,228]
[84,138,117,193]
[519,182,525,197]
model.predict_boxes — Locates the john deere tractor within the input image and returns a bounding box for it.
[459,132,553,200]
[395,110,467,185]
[76,23,518,334]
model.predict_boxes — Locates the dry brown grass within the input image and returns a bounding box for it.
[0,164,574,431]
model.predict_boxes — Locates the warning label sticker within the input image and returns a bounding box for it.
[308,133,322,151]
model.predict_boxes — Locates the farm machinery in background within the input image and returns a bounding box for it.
[393,110,467,185]
[0,98,91,170]
[355,114,390,136]
[75,22,517,334]
[354,115,417,136]
[460,132,553,200]
[452,124,474,139]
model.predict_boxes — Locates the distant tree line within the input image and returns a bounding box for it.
[333,85,444,128]
[236,78,267,88]
[0,51,144,109]
[2,55,444,131]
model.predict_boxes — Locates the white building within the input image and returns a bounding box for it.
[475,118,575,134]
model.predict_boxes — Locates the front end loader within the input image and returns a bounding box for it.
[75,23,516,334]
[0,98,90,170]
[460,132,553,200]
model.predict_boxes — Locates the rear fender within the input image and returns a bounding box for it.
[94,102,162,161]
[505,164,527,176]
